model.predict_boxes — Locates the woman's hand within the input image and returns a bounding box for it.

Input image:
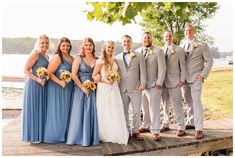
[81,87,89,96]
[106,79,114,85]
[93,74,101,83]
[60,81,66,88]
[37,78,45,86]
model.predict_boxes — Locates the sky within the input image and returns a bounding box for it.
[1,0,234,52]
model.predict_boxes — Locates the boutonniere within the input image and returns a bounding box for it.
[193,42,199,49]
[129,51,136,59]
[170,48,176,55]
[147,49,153,56]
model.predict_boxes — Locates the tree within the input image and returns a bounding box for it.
[86,2,219,45]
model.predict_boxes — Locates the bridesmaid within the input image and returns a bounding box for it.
[22,34,50,143]
[66,37,100,146]
[43,37,74,143]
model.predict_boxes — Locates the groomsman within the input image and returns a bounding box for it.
[115,35,146,141]
[161,30,186,137]
[180,24,213,139]
[136,32,166,141]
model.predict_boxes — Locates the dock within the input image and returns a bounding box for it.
[2,115,233,156]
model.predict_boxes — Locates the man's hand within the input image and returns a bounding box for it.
[136,87,145,92]
[155,84,161,89]
[178,81,184,87]
[197,75,204,80]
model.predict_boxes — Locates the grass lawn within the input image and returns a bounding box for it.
[202,67,233,120]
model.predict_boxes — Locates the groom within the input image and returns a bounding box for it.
[115,35,146,141]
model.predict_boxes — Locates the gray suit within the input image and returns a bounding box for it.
[161,44,186,130]
[136,45,166,134]
[180,39,213,130]
[115,51,146,134]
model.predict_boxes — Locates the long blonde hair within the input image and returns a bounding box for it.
[100,41,115,75]
[32,34,50,53]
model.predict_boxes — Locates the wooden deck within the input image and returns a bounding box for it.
[2,116,233,156]
[2,76,25,82]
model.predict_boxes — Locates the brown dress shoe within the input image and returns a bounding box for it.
[138,127,150,133]
[160,127,170,132]
[153,133,160,141]
[176,130,186,137]
[132,133,144,141]
[185,125,195,130]
[195,130,203,139]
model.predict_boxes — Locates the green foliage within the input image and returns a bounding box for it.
[86,2,151,25]
[85,2,219,46]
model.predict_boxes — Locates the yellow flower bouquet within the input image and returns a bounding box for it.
[106,69,120,81]
[60,70,72,83]
[36,67,50,80]
[82,80,96,96]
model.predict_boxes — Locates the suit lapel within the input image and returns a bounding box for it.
[180,40,186,50]
[127,54,133,69]
[181,39,193,57]
[121,52,128,69]
[141,47,144,55]
[169,44,176,58]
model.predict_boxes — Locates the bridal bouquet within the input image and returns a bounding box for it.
[106,69,120,81]
[36,67,50,80]
[60,70,72,83]
[82,80,96,96]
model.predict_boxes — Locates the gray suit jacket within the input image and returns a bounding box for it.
[115,50,146,93]
[135,45,166,89]
[180,39,214,83]
[162,44,186,88]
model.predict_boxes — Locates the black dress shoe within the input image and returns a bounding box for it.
[185,125,195,130]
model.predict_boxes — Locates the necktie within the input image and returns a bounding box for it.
[165,47,169,61]
[186,43,191,56]
[123,52,128,68]
[144,48,148,57]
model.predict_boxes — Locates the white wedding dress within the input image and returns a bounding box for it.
[96,59,129,145]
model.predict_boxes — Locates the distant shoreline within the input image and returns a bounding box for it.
[2,66,232,83]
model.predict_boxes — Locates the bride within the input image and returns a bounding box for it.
[92,41,129,145]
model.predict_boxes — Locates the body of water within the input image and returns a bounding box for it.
[1,54,232,88]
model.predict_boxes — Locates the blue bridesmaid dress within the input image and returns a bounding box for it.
[22,53,49,142]
[66,58,99,146]
[43,57,74,143]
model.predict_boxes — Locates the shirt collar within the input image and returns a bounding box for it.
[188,38,195,44]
